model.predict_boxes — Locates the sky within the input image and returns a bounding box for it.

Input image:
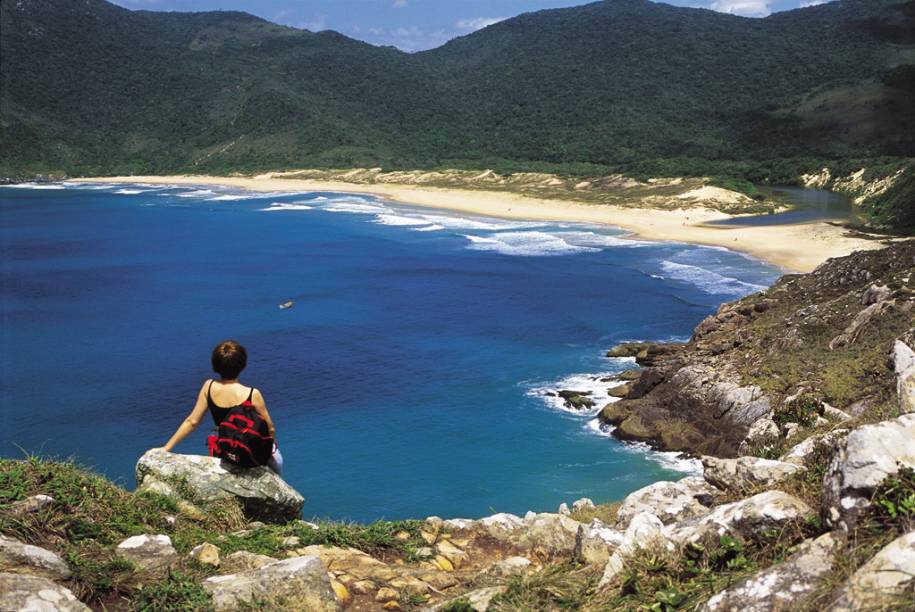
[110,0,834,52]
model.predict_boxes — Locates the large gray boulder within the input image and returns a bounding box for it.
[702,532,843,611]
[668,491,815,546]
[0,572,89,612]
[615,476,718,528]
[136,449,304,522]
[822,415,915,530]
[513,513,582,556]
[829,530,915,611]
[701,456,803,493]
[203,555,339,611]
[0,536,72,581]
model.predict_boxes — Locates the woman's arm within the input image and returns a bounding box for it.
[251,389,277,438]
[158,381,210,452]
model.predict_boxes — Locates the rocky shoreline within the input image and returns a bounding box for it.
[1,242,914,610]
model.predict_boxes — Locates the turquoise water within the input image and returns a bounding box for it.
[0,182,780,521]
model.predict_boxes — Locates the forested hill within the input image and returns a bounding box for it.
[1,0,914,178]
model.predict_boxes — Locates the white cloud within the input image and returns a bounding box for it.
[708,0,771,17]
[455,17,506,31]
[392,0,408,8]
[362,25,453,52]
[800,0,829,6]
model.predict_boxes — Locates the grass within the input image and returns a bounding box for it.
[0,456,431,607]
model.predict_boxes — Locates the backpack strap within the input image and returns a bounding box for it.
[206,380,214,405]
[247,387,255,402]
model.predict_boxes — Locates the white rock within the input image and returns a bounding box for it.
[575,519,625,565]
[478,556,532,578]
[616,476,718,528]
[203,556,339,611]
[116,534,178,576]
[571,498,595,512]
[738,417,780,456]
[0,572,89,612]
[557,502,571,516]
[823,414,915,530]
[477,513,525,542]
[894,340,915,414]
[9,494,54,515]
[701,456,803,492]
[830,530,915,611]
[424,585,507,611]
[512,513,582,555]
[668,491,814,546]
[0,536,72,581]
[598,512,667,587]
[702,532,843,611]
[779,430,848,467]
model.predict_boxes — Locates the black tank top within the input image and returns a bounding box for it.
[207,381,255,426]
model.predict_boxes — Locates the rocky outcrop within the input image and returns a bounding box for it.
[0,572,90,612]
[574,519,624,565]
[702,532,843,611]
[701,456,803,493]
[615,476,719,528]
[822,414,915,530]
[829,530,915,611]
[203,556,339,611]
[0,535,72,581]
[135,449,304,522]
[668,491,814,546]
[600,242,915,460]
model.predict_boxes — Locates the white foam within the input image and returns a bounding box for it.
[259,203,314,212]
[4,183,65,189]
[114,189,147,195]
[175,189,216,198]
[462,231,600,257]
[207,191,302,201]
[659,261,766,296]
[553,231,648,249]
[528,370,628,416]
[373,213,431,226]
[323,201,388,214]
[413,224,445,232]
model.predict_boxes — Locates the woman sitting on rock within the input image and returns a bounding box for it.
[154,340,283,475]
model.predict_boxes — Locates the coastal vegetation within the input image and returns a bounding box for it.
[3,242,914,611]
[2,0,914,230]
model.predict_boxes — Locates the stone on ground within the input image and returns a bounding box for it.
[203,555,339,611]
[8,494,54,516]
[668,491,814,546]
[575,519,624,565]
[0,572,90,612]
[219,551,276,573]
[189,542,221,567]
[615,476,718,528]
[135,449,304,522]
[701,456,803,492]
[0,535,72,581]
[599,512,667,587]
[115,534,178,577]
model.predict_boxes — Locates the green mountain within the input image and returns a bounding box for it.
[1,0,914,178]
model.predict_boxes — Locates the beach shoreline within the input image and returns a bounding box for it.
[74,174,887,272]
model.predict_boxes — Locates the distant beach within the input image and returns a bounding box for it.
[79,175,884,273]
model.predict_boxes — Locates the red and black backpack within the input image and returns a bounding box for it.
[208,398,274,468]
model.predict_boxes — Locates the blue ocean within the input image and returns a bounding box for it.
[0,182,780,522]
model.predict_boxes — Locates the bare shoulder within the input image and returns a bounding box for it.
[251,387,266,403]
[199,379,212,394]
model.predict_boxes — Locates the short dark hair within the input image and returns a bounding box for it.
[211,340,247,379]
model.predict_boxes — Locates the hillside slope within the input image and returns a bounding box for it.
[2,0,914,177]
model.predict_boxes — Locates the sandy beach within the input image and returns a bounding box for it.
[78,174,889,273]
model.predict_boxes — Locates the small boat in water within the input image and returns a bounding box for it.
[279,300,294,309]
